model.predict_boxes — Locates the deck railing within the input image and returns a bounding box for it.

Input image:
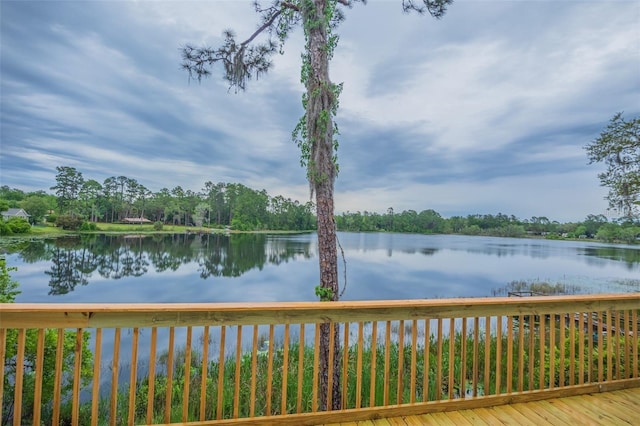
[1,294,639,425]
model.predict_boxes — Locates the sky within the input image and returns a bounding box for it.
[1,0,639,222]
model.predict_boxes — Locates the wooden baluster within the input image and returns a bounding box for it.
[312,324,320,412]
[266,324,274,415]
[460,317,468,398]
[424,319,430,401]
[398,320,405,404]
[633,310,638,378]
[165,327,175,423]
[92,329,103,425]
[182,327,192,422]
[518,315,524,392]
[448,318,455,400]
[52,329,64,426]
[13,329,25,426]
[383,321,391,406]
[587,312,593,383]
[473,317,479,397]
[569,312,575,386]
[297,324,305,414]
[410,319,418,403]
[484,317,491,395]
[200,326,209,421]
[250,325,258,417]
[437,319,443,399]
[110,328,121,426]
[369,321,378,407]
[606,310,613,381]
[614,311,621,380]
[327,322,335,410]
[356,322,364,408]
[233,326,242,418]
[598,312,604,383]
[128,327,139,425]
[624,310,630,379]
[146,328,157,424]
[549,315,555,390]
[506,316,513,394]
[0,328,4,420]
[216,326,226,420]
[71,328,84,425]
[559,314,566,387]
[496,316,502,394]
[342,322,348,410]
[539,313,545,390]
[578,313,585,384]
[528,315,534,391]
[34,329,45,425]
[282,324,290,414]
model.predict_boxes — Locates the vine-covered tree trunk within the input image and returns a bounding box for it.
[303,0,342,411]
[180,0,453,412]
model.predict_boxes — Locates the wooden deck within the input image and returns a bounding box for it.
[324,388,640,425]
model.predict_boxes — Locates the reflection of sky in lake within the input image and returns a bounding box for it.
[6,233,640,303]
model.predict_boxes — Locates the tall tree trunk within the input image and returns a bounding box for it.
[304,0,341,411]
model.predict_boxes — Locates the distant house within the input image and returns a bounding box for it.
[2,208,30,221]
[122,217,152,224]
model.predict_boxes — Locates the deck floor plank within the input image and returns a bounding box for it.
[464,407,504,426]
[552,398,621,425]
[456,409,491,425]
[440,410,474,425]
[325,388,640,426]
[508,402,565,424]
[572,394,634,424]
[417,412,457,426]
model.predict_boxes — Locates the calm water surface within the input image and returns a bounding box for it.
[6,232,640,303]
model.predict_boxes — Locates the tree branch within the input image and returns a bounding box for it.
[242,7,284,47]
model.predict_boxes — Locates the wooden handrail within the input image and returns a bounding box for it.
[1,293,639,425]
[2,294,639,328]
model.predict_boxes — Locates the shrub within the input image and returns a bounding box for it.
[153,221,163,231]
[46,214,58,224]
[80,221,98,231]
[6,217,31,234]
[55,214,83,230]
[0,218,12,236]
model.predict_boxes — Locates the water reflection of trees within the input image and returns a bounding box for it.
[16,234,312,295]
[582,246,640,270]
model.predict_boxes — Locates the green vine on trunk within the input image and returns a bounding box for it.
[292,0,342,188]
[315,285,335,301]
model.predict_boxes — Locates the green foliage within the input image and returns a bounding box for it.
[80,221,98,231]
[0,186,26,204]
[5,217,31,234]
[20,195,52,224]
[153,220,164,231]
[585,113,640,218]
[492,280,580,297]
[1,260,94,425]
[0,217,12,236]
[0,257,20,302]
[314,285,334,301]
[55,214,84,230]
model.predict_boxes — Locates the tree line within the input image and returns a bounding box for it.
[1,166,315,231]
[335,209,639,243]
[2,168,639,243]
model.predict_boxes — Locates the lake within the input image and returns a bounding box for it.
[5,232,640,303]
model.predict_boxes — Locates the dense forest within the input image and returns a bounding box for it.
[1,166,639,243]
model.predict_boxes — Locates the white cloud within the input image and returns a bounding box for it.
[1,0,638,221]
